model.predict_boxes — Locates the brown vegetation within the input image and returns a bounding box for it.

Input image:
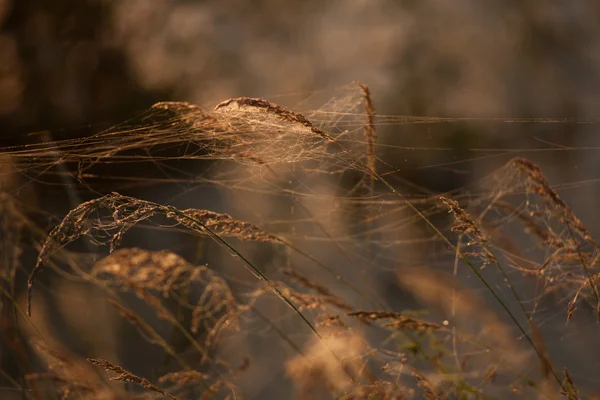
[0,84,597,399]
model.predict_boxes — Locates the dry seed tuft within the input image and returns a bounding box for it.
[158,371,209,386]
[501,159,600,321]
[88,358,178,399]
[151,101,206,116]
[494,201,569,250]
[282,268,353,311]
[356,81,377,175]
[268,280,352,312]
[215,97,334,142]
[510,158,594,244]
[97,248,239,345]
[211,95,344,166]
[28,192,277,316]
[439,196,497,265]
[439,197,485,242]
[178,209,279,242]
[347,311,442,331]
[150,101,216,132]
[190,274,239,337]
[315,314,346,329]
[92,247,207,295]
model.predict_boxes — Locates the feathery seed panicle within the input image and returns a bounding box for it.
[214,97,335,142]
[88,358,178,399]
[347,311,442,331]
[510,158,594,244]
[28,193,278,315]
[92,248,209,295]
[356,81,376,175]
[282,268,353,311]
[439,196,497,266]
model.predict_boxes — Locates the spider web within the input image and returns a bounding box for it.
[1,82,600,398]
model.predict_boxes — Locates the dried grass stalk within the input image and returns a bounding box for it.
[214,97,334,142]
[28,193,277,315]
[158,371,209,386]
[92,248,205,294]
[510,158,594,244]
[94,247,240,345]
[210,95,354,168]
[493,201,569,250]
[347,311,442,331]
[88,358,178,399]
[151,101,210,123]
[356,81,377,176]
[493,159,600,321]
[440,196,497,266]
[282,268,353,311]
[264,281,352,313]
[178,209,278,242]
[190,274,239,337]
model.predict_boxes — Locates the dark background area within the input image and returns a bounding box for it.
[0,0,168,142]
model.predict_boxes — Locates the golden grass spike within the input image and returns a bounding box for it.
[178,209,279,242]
[347,311,442,331]
[151,101,206,115]
[28,193,278,316]
[510,157,595,244]
[282,268,353,311]
[151,101,214,129]
[356,81,377,175]
[88,358,178,399]
[214,97,335,142]
[92,248,205,295]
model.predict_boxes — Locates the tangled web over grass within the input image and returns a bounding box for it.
[1,83,598,399]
